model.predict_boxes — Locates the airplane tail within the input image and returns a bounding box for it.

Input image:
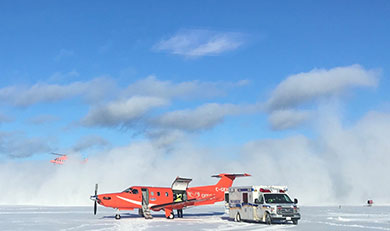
[212,173,251,188]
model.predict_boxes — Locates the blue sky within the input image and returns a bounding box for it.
[1,1,390,205]
[1,0,390,160]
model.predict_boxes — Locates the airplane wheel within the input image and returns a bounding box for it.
[115,214,121,220]
[235,213,241,222]
[168,212,174,219]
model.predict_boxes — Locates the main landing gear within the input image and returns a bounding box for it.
[177,209,183,218]
[115,214,121,220]
[165,209,184,219]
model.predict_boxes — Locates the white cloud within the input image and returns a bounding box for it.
[0,77,116,107]
[123,75,247,100]
[155,29,246,57]
[55,49,75,61]
[71,135,109,152]
[264,65,380,130]
[268,109,312,130]
[48,70,80,82]
[267,65,379,110]
[0,112,12,124]
[81,96,169,127]
[0,132,52,158]
[154,103,244,132]
[1,110,390,205]
[27,114,59,125]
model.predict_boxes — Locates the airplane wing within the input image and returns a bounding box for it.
[150,195,216,211]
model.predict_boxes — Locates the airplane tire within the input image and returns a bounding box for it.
[168,212,174,219]
[115,214,121,220]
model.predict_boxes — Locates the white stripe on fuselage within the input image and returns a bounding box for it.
[116,196,156,207]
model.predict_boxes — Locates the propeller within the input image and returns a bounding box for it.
[91,183,98,215]
[51,152,66,156]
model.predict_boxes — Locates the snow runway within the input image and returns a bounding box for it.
[1,205,389,230]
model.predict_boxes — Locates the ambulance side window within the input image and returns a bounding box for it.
[243,193,248,204]
[259,195,264,204]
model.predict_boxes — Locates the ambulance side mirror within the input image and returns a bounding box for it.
[294,198,298,204]
[254,199,260,204]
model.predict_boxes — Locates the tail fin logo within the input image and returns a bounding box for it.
[215,187,228,192]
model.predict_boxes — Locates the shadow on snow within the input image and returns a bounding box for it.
[100,211,225,220]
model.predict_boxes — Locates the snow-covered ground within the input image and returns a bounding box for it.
[1,204,389,231]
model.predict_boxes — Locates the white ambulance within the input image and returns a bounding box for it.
[228,186,300,225]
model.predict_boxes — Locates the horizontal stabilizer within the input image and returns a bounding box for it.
[211,173,251,178]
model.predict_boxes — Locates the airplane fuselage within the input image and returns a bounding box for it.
[91,173,250,219]
[96,185,227,210]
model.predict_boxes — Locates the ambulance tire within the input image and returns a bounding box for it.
[235,213,241,222]
[265,212,272,225]
[293,219,298,225]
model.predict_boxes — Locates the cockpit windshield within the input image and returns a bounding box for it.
[264,193,293,204]
[123,187,139,194]
[123,187,132,193]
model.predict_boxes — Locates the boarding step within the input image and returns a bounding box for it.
[142,206,153,219]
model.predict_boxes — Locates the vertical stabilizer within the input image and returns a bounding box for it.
[212,173,251,188]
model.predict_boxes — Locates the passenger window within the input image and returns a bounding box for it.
[165,192,169,197]
[151,192,154,196]
[157,192,160,196]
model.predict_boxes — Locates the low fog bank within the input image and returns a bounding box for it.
[1,111,389,206]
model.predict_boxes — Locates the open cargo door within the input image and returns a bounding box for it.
[171,177,192,202]
[171,177,192,191]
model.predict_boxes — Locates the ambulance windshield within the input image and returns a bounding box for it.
[264,194,293,204]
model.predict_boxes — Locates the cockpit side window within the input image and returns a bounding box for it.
[132,189,139,194]
[123,188,132,193]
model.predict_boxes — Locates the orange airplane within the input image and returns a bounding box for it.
[90,173,250,219]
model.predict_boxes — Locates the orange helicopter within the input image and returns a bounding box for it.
[50,153,88,165]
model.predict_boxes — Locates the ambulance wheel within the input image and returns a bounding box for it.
[265,213,272,225]
[293,219,298,225]
[235,213,241,222]
[168,212,174,219]
[115,214,121,220]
